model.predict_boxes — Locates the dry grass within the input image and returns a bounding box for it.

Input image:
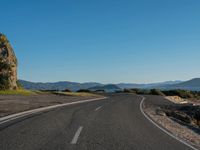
[0,92,103,117]
[0,89,37,96]
[0,90,101,97]
[53,91,100,97]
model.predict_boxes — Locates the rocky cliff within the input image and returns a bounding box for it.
[0,33,18,90]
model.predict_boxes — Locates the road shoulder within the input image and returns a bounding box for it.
[140,96,200,150]
[0,93,106,124]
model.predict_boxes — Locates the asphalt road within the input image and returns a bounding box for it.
[0,94,194,150]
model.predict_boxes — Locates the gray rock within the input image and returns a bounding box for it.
[0,33,18,90]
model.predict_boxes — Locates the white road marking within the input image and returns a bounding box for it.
[94,106,102,111]
[139,96,198,150]
[71,126,83,144]
[0,97,107,125]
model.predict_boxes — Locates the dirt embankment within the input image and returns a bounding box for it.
[143,96,200,149]
[165,96,200,106]
[165,96,188,104]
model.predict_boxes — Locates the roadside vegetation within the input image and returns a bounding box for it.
[77,89,91,93]
[121,88,200,100]
[52,91,98,97]
[0,89,37,95]
[0,81,41,96]
[53,91,98,97]
[123,89,200,133]
[51,89,101,97]
[0,87,101,97]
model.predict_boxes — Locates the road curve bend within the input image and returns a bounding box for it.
[0,94,195,150]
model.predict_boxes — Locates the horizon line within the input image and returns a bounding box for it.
[18,78,196,85]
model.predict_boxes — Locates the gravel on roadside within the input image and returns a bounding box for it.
[143,96,200,149]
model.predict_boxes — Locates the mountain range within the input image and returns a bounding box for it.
[165,78,200,91]
[19,78,200,92]
[88,84,121,92]
[19,80,102,91]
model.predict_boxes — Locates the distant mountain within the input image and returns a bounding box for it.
[19,80,102,91]
[166,78,200,91]
[88,84,121,92]
[19,78,200,92]
[117,80,182,89]
[117,83,145,89]
[20,80,121,92]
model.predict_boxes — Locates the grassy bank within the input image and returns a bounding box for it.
[53,91,100,97]
[0,89,101,97]
[0,89,37,96]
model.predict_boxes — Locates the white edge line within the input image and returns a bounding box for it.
[139,96,198,150]
[71,126,83,144]
[0,97,107,125]
[94,106,102,111]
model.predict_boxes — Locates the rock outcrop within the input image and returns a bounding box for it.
[0,33,18,90]
[163,105,200,127]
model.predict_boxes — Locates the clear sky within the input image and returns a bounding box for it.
[1,0,200,83]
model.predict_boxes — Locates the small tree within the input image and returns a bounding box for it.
[63,89,72,92]
[150,89,165,96]
[77,89,91,93]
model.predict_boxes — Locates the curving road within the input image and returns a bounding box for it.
[0,94,194,150]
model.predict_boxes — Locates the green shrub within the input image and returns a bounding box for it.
[95,89,105,93]
[77,89,91,93]
[130,88,141,93]
[137,89,150,95]
[162,90,194,99]
[62,89,72,92]
[150,89,165,96]
[123,89,134,93]
[0,89,36,95]
[16,80,23,89]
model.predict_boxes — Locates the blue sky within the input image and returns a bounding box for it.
[1,0,200,83]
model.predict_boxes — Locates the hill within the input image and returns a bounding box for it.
[19,80,102,91]
[88,84,121,92]
[167,78,200,91]
[19,78,200,92]
[117,81,182,89]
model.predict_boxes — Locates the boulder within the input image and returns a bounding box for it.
[0,33,18,90]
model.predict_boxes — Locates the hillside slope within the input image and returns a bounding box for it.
[88,84,121,92]
[167,78,200,91]
[117,81,182,89]
[19,80,102,91]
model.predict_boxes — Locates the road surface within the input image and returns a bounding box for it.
[0,94,194,150]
